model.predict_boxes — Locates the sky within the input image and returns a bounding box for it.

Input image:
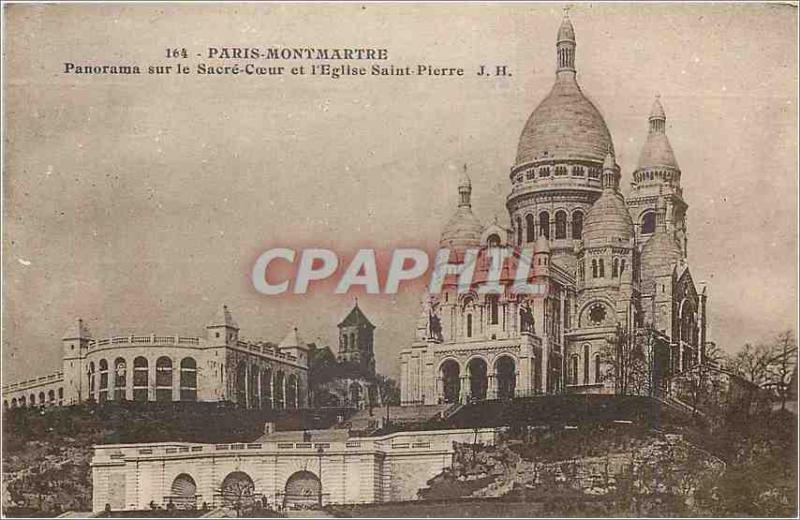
[3,3,797,381]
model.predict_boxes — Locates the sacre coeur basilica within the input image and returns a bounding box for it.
[5,13,714,511]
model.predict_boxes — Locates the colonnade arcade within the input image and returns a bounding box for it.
[437,354,518,403]
[86,355,198,403]
[234,360,300,409]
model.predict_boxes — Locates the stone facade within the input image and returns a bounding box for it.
[3,306,309,410]
[90,427,497,512]
[400,13,708,405]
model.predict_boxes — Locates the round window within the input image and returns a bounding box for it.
[589,304,607,325]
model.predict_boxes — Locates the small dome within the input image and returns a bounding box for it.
[637,133,679,171]
[440,207,483,249]
[557,15,575,43]
[582,191,634,244]
[641,230,682,282]
[637,95,679,171]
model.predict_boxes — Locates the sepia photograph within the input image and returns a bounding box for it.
[1,2,798,518]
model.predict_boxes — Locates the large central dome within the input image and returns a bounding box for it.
[515,16,614,167]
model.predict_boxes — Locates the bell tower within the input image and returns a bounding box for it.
[337,301,376,376]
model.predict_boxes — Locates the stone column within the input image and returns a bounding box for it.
[256,368,262,409]
[487,371,497,399]
[173,361,181,402]
[459,375,469,403]
[126,363,134,401]
[148,360,156,402]
[244,364,250,408]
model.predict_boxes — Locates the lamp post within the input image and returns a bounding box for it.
[316,446,324,508]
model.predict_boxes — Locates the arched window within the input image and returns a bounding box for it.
[133,357,149,402]
[99,359,109,403]
[555,211,567,239]
[11,398,18,408]
[19,396,26,408]
[88,362,96,401]
[642,211,656,234]
[571,355,579,385]
[572,210,583,239]
[58,387,63,404]
[30,394,36,406]
[38,391,46,406]
[170,474,198,509]
[156,356,173,402]
[516,217,523,245]
[466,314,473,338]
[48,390,55,405]
[342,334,348,350]
[487,234,501,248]
[612,258,619,278]
[487,295,499,325]
[539,212,550,239]
[180,358,197,401]
[114,357,126,401]
[599,259,605,278]
[525,214,535,243]
[440,360,461,404]
[591,259,598,278]
[620,259,626,276]
[594,354,602,384]
[583,345,590,384]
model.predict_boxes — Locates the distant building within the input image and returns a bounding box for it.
[3,306,309,410]
[400,13,708,405]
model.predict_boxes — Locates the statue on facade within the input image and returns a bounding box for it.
[519,300,535,334]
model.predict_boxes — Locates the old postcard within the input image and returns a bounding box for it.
[2,2,797,518]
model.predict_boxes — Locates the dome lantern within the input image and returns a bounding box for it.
[601,152,619,191]
[458,164,472,209]
[556,9,576,73]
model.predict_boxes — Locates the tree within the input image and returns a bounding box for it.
[763,330,797,411]
[726,343,770,386]
[600,325,651,396]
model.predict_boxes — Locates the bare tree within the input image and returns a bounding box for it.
[600,325,651,396]
[215,478,257,517]
[726,343,771,386]
[763,330,797,411]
